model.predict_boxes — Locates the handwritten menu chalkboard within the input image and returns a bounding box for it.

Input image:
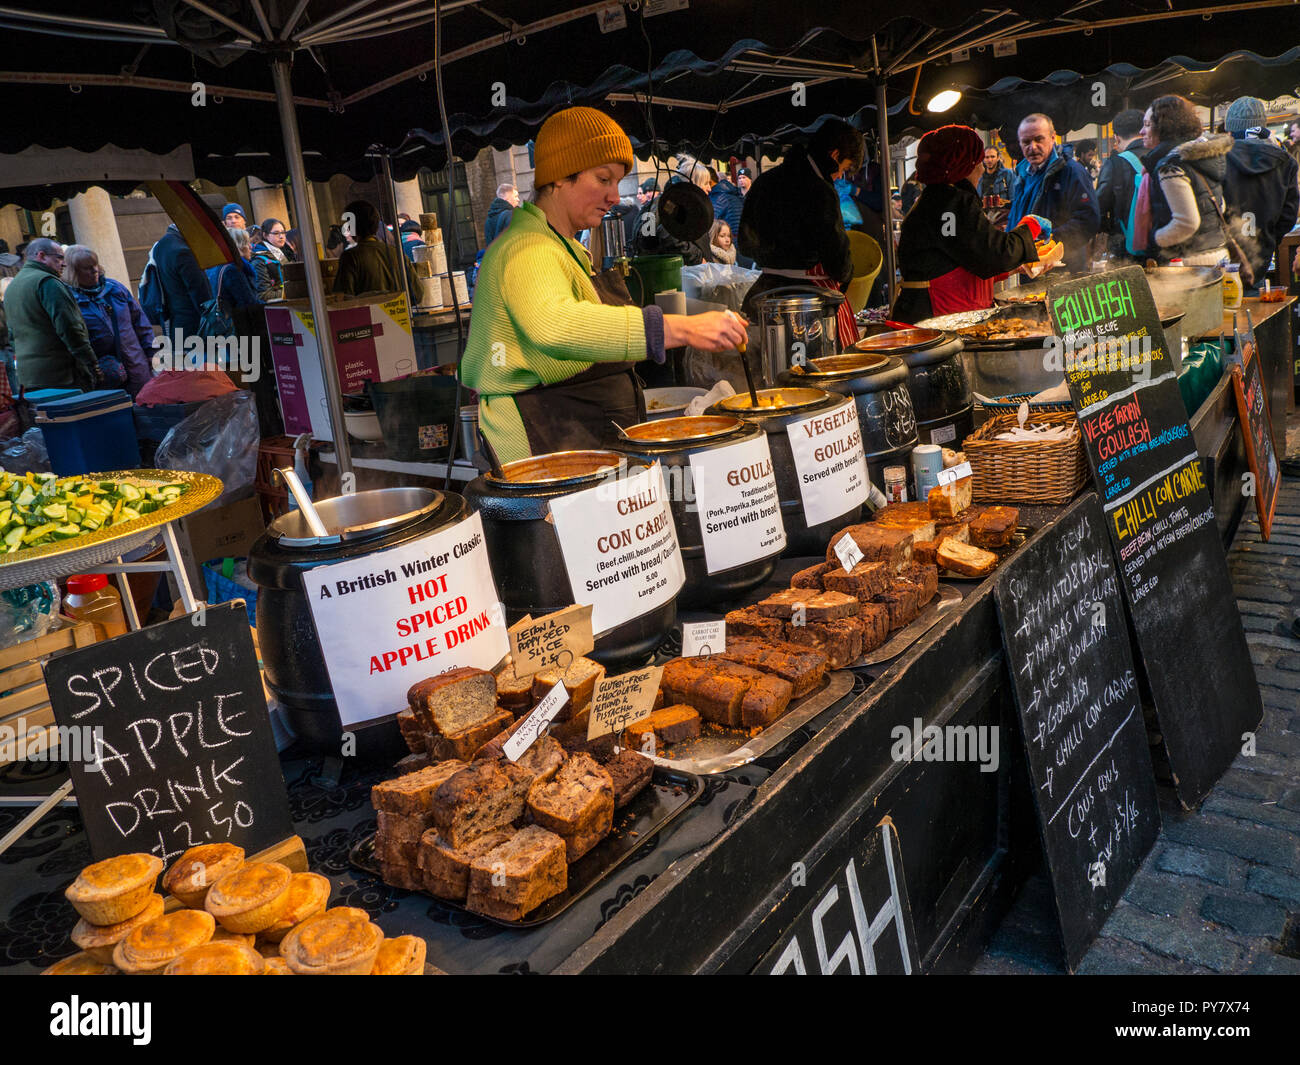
[1232,344,1279,540]
[1048,266,1262,807]
[994,495,1161,970]
[759,819,918,975]
[44,604,295,863]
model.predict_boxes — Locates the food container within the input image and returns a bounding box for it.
[758,288,847,385]
[643,386,708,420]
[462,450,677,670]
[883,465,908,503]
[852,329,972,449]
[706,387,862,556]
[343,409,383,442]
[964,410,1088,504]
[248,487,471,753]
[35,389,140,476]
[1142,265,1224,338]
[611,416,782,608]
[778,351,918,497]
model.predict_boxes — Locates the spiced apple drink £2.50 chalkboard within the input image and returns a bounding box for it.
[1047,266,1261,808]
[994,495,1160,970]
[43,603,295,863]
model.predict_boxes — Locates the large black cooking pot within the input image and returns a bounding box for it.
[462,450,677,671]
[248,486,470,755]
[706,387,863,557]
[779,352,919,497]
[853,328,972,448]
[611,415,781,609]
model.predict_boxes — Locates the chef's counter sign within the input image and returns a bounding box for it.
[547,462,686,636]
[302,511,508,728]
[785,396,869,527]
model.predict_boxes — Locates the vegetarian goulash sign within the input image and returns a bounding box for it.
[785,395,870,527]
[44,604,294,863]
[303,511,509,728]
[1048,266,1261,807]
[547,463,685,636]
[994,494,1160,971]
[687,434,785,572]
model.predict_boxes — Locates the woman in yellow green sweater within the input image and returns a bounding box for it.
[460,107,747,462]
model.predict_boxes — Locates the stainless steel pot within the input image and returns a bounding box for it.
[758,287,846,385]
[1142,265,1224,338]
[462,450,677,671]
[706,387,862,556]
[611,415,781,607]
[778,352,918,496]
[248,487,470,754]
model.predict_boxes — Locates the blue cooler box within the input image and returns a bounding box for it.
[24,388,82,407]
[35,389,140,475]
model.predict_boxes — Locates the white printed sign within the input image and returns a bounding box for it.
[547,463,685,636]
[682,620,725,657]
[688,435,785,573]
[504,682,569,761]
[937,461,973,487]
[785,397,869,527]
[302,511,509,728]
[833,532,865,574]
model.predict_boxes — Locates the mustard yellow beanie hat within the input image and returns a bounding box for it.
[533,106,634,188]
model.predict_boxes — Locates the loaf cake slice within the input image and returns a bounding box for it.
[782,618,862,670]
[927,476,972,519]
[531,657,605,722]
[791,561,834,589]
[826,524,913,570]
[465,826,568,921]
[475,725,565,785]
[872,501,932,524]
[396,709,426,754]
[717,637,827,698]
[418,828,515,901]
[604,749,654,807]
[526,753,615,862]
[822,560,890,601]
[407,667,497,735]
[937,539,999,576]
[430,759,534,850]
[623,705,701,750]
[740,672,795,729]
[758,588,858,622]
[872,585,920,631]
[371,760,468,817]
[858,601,891,651]
[723,606,785,641]
[966,505,1019,549]
[428,707,514,762]
[897,561,939,606]
[492,656,535,715]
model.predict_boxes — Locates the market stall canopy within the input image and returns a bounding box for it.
[2,0,1298,205]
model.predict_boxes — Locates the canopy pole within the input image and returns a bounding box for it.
[270,54,353,483]
[875,80,896,311]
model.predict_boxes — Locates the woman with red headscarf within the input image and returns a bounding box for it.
[893,125,1058,324]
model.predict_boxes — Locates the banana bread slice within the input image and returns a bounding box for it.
[371,760,468,817]
[396,709,426,754]
[530,657,605,722]
[465,825,568,921]
[407,667,497,735]
[428,707,514,762]
[430,759,534,850]
[418,828,515,901]
[475,724,565,786]
[783,618,861,669]
[526,753,615,862]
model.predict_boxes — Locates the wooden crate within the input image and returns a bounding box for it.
[0,617,100,765]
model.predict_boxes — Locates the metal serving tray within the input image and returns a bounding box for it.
[350,764,703,928]
[648,668,855,775]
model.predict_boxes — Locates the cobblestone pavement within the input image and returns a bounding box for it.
[974,427,1300,975]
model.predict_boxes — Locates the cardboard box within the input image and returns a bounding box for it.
[174,494,267,599]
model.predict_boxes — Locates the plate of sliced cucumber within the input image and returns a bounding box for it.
[0,469,223,586]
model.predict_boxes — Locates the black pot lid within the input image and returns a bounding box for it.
[852,327,945,353]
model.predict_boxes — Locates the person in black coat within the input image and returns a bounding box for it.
[1096,109,1147,259]
[893,125,1051,325]
[1220,96,1300,282]
[738,119,864,343]
[147,224,211,338]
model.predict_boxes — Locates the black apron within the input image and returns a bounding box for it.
[512,232,646,455]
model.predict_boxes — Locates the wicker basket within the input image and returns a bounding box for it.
[964,409,1089,504]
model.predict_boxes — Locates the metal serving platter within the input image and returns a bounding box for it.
[350,764,703,928]
[648,668,855,775]
[856,584,964,665]
[0,469,222,587]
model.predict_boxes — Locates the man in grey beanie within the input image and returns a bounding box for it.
[1221,96,1298,282]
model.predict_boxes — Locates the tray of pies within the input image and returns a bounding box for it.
[640,667,855,775]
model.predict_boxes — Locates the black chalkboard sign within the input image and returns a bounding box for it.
[757,818,918,975]
[1232,342,1279,540]
[994,494,1161,971]
[1048,266,1262,808]
[44,604,295,863]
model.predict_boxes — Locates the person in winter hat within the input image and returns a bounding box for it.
[222,203,246,228]
[1221,95,1300,281]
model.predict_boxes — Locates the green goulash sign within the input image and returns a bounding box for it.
[1047,266,1260,808]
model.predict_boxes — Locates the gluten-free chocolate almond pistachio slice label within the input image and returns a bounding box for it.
[785,396,869,527]
[547,463,685,636]
[587,665,663,742]
[688,434,785,573]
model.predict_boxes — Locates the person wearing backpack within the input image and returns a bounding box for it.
[144,223,211,339]
[64,244,155,397]
[1096,109,1147,260]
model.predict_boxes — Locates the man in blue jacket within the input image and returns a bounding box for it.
[146,224,211,338]
[1007,113,1100,272]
